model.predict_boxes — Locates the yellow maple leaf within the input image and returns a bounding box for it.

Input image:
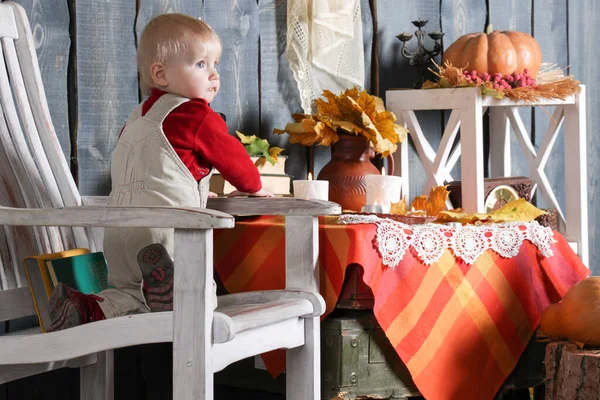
[356,90,378,122]
[437,210,487,224]
[274,87,407,156]
[313,122,339,146]
[341,86,360,100]
[411,196,429,212]
[268,146,284,160]
[315,90,342,119]
[254,146,285,168]
[427,185,450,216]
[291,113,310,122]
[390,197,408,215]
[280,120,321,146]
[488,198,547,222]
[437,199,546,224]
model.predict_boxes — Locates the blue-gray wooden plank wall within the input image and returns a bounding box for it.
[4,0,599,274]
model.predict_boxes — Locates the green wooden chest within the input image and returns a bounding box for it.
[322,310,420,399]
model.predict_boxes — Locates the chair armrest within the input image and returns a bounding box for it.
[0,205,233,229]
[207,197,341,216]
[217,289,325,317]
[83,196,342,217]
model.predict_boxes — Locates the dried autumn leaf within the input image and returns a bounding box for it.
[268,147,284,159]
[274,87,407,155]
[313,121,339,146]
[488,198,547,222]
[390,197,408,215]
[315,90,342,119]
[437,199,546,224]
[277,120,320,146]
[427,185,450,216]
[254,157,267,168]
[356,90,378,121]
[411,196,429,212]
[254,146,285,166]
[291,113,310,122]
[437,210,486,224]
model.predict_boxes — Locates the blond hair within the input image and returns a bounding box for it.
[137,13,222,94]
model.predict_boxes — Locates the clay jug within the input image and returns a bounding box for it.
[317,134,395,211]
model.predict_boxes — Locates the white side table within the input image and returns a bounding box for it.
[386,86,588,266]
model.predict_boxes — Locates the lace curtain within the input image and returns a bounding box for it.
[286,0,365,113]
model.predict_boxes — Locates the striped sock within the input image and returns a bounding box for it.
[137,243,174,312]
[48,282,105,331]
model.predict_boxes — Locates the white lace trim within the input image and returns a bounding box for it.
[338,215,556,268]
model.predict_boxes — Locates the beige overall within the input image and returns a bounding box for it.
[98,94,216,318]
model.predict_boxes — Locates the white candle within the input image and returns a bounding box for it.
[293,173,329,201]
[364,169,402,210]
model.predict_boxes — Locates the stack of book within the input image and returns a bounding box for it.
[210,156,292,195]
[23,248,110,332]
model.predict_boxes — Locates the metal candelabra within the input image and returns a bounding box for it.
[396,19,444,89]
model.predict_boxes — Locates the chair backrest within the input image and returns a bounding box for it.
[0,2,96,322]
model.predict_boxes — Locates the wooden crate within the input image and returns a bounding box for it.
[322,310,419,399]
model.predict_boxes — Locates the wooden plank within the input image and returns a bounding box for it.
[0,204,233,229]
[285,215,320,400]
[440,0,486,187]
[207,197,341,216]
[532,0,568,211]
[361,0,373,94]
[0,287,35,322]
[488,0,533,180]
[80,350,114,400]
[257,0,306,183]
[378,0,442,200]
[11,0,70,162]
[136,0,204,43]
[173,228,213,400]
[74,1,138,195]
[563,88,589,267]
[568,0,597,274]
[205,0,260,137]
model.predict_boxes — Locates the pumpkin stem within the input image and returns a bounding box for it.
[485,24,493,34]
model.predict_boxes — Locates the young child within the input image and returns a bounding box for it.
[49,13,272,331]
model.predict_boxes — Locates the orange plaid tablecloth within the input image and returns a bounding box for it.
[213,216,588,400]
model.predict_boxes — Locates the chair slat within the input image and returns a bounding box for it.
[0,225,17,289]
[0,109,47,282]
[3,37,85,251]
[0,5,18,40]
[0,39,63,251]
[11,4,96,251]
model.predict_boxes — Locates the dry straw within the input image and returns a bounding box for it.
[424,61,580,102]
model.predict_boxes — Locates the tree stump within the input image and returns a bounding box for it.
[545,342,600,399]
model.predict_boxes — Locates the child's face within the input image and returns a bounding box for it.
[163,48,220,102]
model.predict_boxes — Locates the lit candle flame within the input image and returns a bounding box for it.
[381,167,386,176]
[308,172,313,181]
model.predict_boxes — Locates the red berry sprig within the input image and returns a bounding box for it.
[462,68,536,90]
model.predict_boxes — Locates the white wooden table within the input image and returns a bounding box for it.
[386,86,588,267]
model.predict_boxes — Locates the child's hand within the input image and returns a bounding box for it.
[208,191,218,198]
[228,188,274,197]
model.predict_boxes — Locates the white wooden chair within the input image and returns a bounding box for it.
[0,2,341,399]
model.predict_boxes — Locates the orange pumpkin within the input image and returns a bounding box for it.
[442,29,542,78]
[540,277,600,346]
